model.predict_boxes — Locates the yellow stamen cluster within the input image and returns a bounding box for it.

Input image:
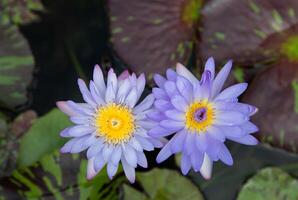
[95,103,135,144]
[185,100,215,133]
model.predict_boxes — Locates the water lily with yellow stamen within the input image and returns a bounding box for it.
[148,58,258,179]
[57,65,166,183]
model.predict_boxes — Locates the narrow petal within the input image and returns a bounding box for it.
[215,111,248,126]
[136,73,146,98]
[136,151,148,168]
[218,143,233,166]
[93,65,106,96]
[200,70,212,99]
[154,99,172,110]
[200,154,213,179]
[171,96,188,112]
[107,162,118,179]
[148,137,166,148]
[68,125,95,137]
[70,116,90,125]
[70,135,91,153]
[66,101,94,116]
[219,125,245,138]
[147,126,174,137]
[86,158,97,180]
[107,68,118,93]
[87,141,103,159]
[125,88,138,108]
[240,121,259,134]
[147,110,166,121]
[164,81,178,97]
[78,79,97,108]
[212,60,233,98]
[215,83,248,101]
[165,109,185,121]
[156,140,173,163]
[195,133,208,152]
[116,78,131,103]
[171,130,187,153]
[56,101,79,117]
[105,83,116,103]
[94,152,106,172]
[89,81,105,105]
[229,135,258,145]
[121,157,136,183]
[135,135,155,151]
[60,127,71,137]
[190,151,204,172]
[166,68,177,81]
[181,153,191,175]
[129,137,143,151]
[176,76,193,103]
[160,120,184,130]
[207,126,225,142]
[152,88,168,100]
[110,146,122,165]
[184,132,196,155]
[176,63,199,86]
[60,138,79,153]
[204,57,215,80]
[102,145,114,162]
[118,70,130,81]
[133,94,154,113]
[153,74,166,88]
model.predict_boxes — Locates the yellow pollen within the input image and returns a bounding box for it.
[185,100,215,133]
[95,103,135,144]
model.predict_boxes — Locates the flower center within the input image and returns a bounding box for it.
[185,100,215,133]
[95,103,135,144]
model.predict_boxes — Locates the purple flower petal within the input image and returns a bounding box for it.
[212,60,233,98]
[176,63,199,86]
[207,126,225,142]
[171,96,188,112]
[176,76,193,103]
[110,146,122,165]
[136,151,147,168]
[133,94,154,113]
[60,127,71,137]
[125,88,138,108]
[147,126,174,137]
[195,133,208,152]
[93,65,106,96]
[204,57,215,81]
[152,88,169,100]
[156,140,173,163]
[116,78,131,103]
[148,137,165,148]
[154,99,172,110]
[136,73,145,98]
[240,121,259,134]
[56,101,79,117]
[86,157,97,180]
[184,132,196,155]
[66,101,94,116]
[190,150,204,172]
[135,135,154,151]
[121,156,136,183]
[107,162,118,179]
[215,83,248,101]
[218,143,233,166]
[94,152,106,172]
[160,120,184,130]
[68,125,95,137]
[87,141,103,159]
[165,109,185,121]
[89,81,105,106]
[70,116,90,125]
[78,79,97,108]
[60,137,79,153]
[153,74,166,88]
[200,70,212,99]
[200,154,213,180]
[181,153,191,175]
[147,110,166,121]
[166,68,177,81]
[102,145,114,162]
[129,137,143,151]
[171,130,187,153]
[215,111,248,126]
[229,135,258,145]
[105,82,116,103]
[107,68,118,93]
[164,81,178,97]
[219,125,245,138]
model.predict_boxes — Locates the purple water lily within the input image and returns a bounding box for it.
[148,58,258,179]
[57,65,165,183]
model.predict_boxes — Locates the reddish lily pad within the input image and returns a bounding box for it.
[0,23,34,110]
[199,0,298,64]
[109,0,202,77]
[243,59,298,152]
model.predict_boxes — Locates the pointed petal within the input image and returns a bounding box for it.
[121,157,136,183]
[176,63,198,85]
[204,57,215,80]
[212,60,233,98]
[215,83,248,101]
[200,154,213,179]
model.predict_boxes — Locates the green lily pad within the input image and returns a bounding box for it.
[109,0,202,77]
[237,167,298,200]
[0,23,34,110]
[17,108,71,167]
[124,168,204,200]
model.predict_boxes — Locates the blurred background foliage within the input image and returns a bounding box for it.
[0,0,298,199]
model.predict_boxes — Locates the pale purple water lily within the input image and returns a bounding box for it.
[57,65,165,183]
[148,58,258,179]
